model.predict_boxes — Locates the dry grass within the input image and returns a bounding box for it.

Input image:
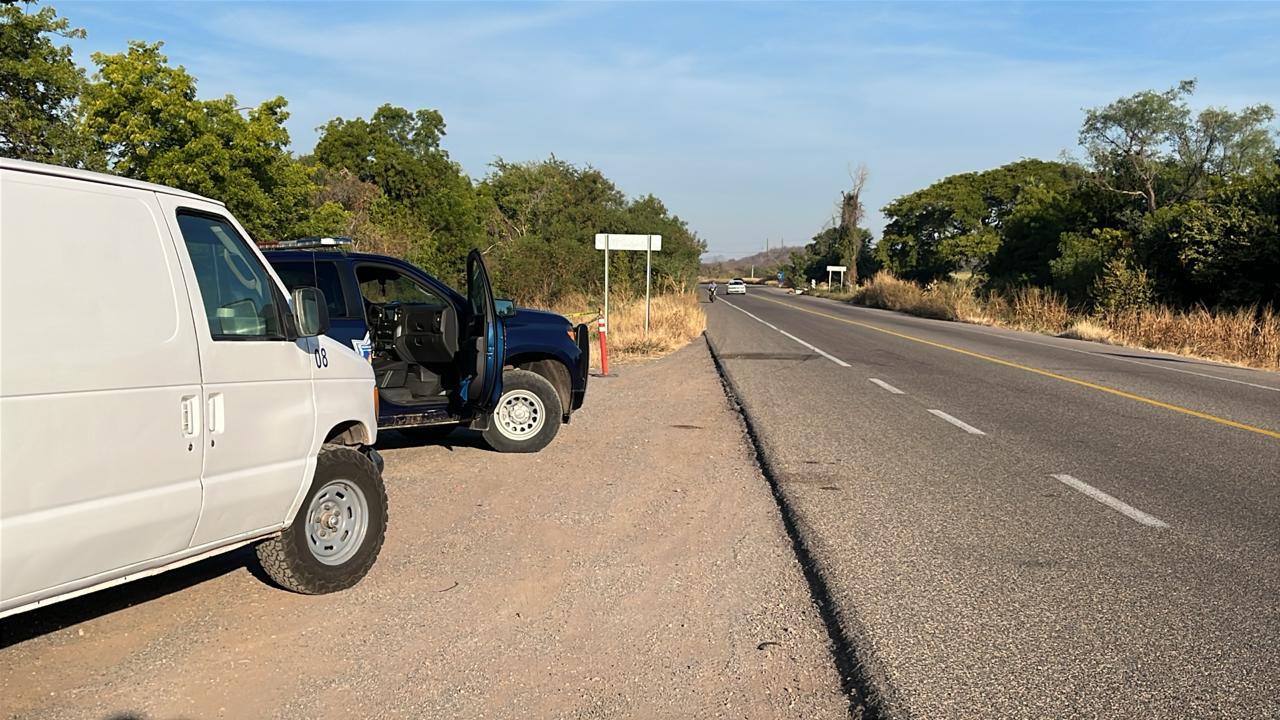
[1058,319,1116,344]
[809,287,858,302]
[841,272,1280,371]
[852,272,959,321]
[1105,305,1280,370]
[551,292,706,369]
[998,286,1072,334]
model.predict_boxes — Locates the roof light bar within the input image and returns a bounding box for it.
[268,236,354,249]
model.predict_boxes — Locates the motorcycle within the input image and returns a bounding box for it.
[707,285,717,303]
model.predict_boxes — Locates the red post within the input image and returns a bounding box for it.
[597,314,610,376]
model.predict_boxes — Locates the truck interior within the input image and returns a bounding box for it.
[358,264,462,409]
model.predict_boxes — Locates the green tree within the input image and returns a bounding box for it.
[617,193,704,291]
[478,157,624,302]
[0,0,92,163]
[787,226,875,287]
[1080,79,1276,213]
[1142,159,1280,307]
[879,159,1082,282]
[81,41,325,242]
[1050,227,1131,305]
[313,104,485,282]
[478,157,704,304]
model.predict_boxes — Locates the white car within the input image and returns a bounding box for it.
[1,158,387,618]
[726,278,747,294]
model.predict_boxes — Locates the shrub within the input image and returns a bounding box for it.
[1092,254,1155,317]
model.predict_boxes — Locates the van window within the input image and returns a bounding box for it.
[273,260,351,318]
[176,212,283,340]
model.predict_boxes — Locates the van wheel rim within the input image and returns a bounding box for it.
[495,389,544,441]
[306,480,369,566]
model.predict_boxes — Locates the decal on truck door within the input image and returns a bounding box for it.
[351,332,372,361]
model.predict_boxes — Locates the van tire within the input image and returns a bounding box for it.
[256,444,387,594]
[482,369,562,453]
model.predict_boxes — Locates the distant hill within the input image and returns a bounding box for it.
[701,246,801,278]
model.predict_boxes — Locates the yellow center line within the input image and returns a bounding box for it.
[754,294,1280,442]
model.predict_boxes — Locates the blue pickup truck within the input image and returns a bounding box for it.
[266,239,589,453]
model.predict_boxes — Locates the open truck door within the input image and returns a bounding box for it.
[460,249,505,413]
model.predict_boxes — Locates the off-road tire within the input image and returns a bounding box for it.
[256,444,387,594]
[482,369,563,453]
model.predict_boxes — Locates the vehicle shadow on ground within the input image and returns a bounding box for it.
[0,546,261,649]
[374,428,491,452]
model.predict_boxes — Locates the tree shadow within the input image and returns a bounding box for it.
[0,546,258,650]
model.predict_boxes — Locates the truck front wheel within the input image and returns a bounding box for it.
[482,368,563,453]
[256,444,388,594]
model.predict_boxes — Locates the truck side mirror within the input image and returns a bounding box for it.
[292,286,330,337]
[495,298,517,318]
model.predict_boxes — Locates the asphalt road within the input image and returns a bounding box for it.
[705,286,1280,719]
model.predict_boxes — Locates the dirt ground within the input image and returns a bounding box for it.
[0,340,845,720]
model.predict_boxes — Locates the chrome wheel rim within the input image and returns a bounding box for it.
[495,389,545,441]
[306,479,369,566]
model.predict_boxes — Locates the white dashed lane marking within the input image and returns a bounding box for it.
[869,378,905,395]
[1050,473,1170,528]
[927,409,986,435]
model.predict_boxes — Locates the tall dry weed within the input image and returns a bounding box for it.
[841,272,1279,371]
[857,272,956,320]
[1107,305,1280,370]
[998,286,1072,334]
[551,291,706,368]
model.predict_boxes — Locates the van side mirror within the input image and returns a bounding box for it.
[495,298,517,318]
[292,286,330,337]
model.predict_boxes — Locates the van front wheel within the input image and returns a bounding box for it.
[256,444,388,594]
[482,369,563,453]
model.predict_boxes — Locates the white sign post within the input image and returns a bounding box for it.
[595,234,663,338]
[827,265,848,290]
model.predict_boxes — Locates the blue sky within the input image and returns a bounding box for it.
[59,1,1280,258]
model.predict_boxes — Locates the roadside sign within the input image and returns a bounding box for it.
[595,234,663,340]
[594,234,663,252]
[826,265,848,290]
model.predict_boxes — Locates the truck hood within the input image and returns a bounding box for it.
[503,306,575,330]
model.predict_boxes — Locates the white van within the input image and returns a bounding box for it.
[0,158,388,619]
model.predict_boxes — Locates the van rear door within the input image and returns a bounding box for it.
[0,170,205,611]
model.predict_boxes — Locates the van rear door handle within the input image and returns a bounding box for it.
[181,395,201,437]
